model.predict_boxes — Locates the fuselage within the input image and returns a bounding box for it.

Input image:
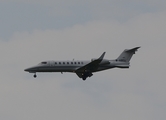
[24,59,129,73]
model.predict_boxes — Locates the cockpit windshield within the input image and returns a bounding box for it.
[41,62,47,64]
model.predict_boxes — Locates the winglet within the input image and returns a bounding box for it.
[98,52,106,60]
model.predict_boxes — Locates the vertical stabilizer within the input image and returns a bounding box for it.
[117,47,140,62]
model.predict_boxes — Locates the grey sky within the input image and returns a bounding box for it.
[0,0,166,120]
[1,0,166,39]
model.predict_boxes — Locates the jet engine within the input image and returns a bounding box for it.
[100,59,110,65]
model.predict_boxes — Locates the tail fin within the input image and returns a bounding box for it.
[117,47,140,62]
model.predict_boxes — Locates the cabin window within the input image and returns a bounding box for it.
[63,62,65,64]
[55,62,57,64]
[67,62,69,64]
[74,62,77,64]
[59,62,61,64]
[71,62,73,64]
[78,62,80,64]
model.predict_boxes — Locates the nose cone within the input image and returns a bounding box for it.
[24,68,30,72]
[24,66,38,72]
[24,67,33,72]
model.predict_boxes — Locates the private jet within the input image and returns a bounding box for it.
[24,47,140,80]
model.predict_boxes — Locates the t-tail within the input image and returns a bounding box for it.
[117,47,140,62]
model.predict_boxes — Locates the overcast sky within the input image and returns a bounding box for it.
[0,0,166,120]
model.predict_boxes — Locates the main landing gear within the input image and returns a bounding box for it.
[82,72,93,81]
[82,77,87,81]
[33,73,37,78]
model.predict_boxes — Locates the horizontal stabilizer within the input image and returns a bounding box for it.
[125,47,140,54]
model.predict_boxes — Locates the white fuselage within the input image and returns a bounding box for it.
[24,59,129,73]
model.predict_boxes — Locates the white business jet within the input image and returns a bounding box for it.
[24,47,140,80]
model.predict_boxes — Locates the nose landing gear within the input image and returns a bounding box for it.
[33,73,37,78]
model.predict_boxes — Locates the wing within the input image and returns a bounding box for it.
[75,52,106,78]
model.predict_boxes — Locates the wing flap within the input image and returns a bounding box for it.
[76,72,83,78]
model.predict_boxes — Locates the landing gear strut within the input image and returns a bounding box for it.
[33,73,37,78]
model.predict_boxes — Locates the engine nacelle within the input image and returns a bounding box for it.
[91,59,110,65]
[91,58,97,62]
[100,59,110,65]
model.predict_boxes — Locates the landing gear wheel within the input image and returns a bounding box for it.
[34,74,37,78]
